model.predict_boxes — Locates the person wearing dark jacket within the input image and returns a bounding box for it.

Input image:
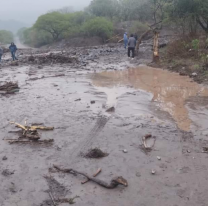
[128,34,136,59]
[9,42,18,61]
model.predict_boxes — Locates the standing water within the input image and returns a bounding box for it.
[91,66,208,131]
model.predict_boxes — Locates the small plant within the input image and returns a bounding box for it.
[191,39,200,51]
[193,64,200,70]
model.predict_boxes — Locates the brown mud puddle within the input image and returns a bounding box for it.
[91,66,208,131]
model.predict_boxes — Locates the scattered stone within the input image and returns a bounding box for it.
[82,148,109,159]
[10,61,19,66]
[123,149,128,153]
[157,156,161,160]
[191,72,197,77]
[151,170,156,175]
[91,100,96,104]
[2,156,7,161]
[2,169,14,176]
[75,98,81,101]
[28,55,35,62]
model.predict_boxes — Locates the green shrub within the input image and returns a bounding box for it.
[82,17,113,41]
[191,39,200,51]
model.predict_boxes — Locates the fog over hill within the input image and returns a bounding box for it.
[0,0,91,26]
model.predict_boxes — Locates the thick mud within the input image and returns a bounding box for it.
[0,46,208,206]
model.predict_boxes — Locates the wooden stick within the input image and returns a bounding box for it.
[7,139,54,144]
[81,168,102,184]
[9,121,27,130]
[48,192,57,206]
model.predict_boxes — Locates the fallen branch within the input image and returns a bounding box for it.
[48,192,57,206]
[7,139,54,144]
[81,168,102,184]
[53,165,128,189]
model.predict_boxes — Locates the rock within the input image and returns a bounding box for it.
[123,149,128,153]
[106,106,115,113]
[2,156,7,160]
[28,55,35,62]
[91,100,96,104]
[157,156,161,160]
[75,98,81,101]
[10,61,19,66]
[191,72,197,77]
[2,169,14,176]
[151,170,156,175]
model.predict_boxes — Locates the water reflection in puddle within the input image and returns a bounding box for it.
[91,66,208,131]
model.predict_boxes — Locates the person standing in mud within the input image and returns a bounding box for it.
[9,42,18,61]
[128,34,136,59]
[0,46,3,63]
[124,32,128,49]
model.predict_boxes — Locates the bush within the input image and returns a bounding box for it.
[82,17,113,41]
[0,30,14,44]
[22,28,53,47]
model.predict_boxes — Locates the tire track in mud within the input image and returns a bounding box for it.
[178,132,208,206]
[68,113,110,165]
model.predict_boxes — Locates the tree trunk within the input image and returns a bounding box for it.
[153,31,159,63]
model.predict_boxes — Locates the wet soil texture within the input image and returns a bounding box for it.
[0,46,208,206]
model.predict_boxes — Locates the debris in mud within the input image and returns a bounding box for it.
[2,169,14,176]
[140,134,156,153]
[157,156,161,160]
[10,61,19,66]
[202,147,208,153]
[53,165,128,189]
[75,98,81,101]
[151,170,156,175]
[90,100,96,104]
[7,139,54,145]
[0,82,19,94]
[2,156,7,161]
[57,196,80,205]
[25,53,78,64]
[106,106,115,113]
[82,168,102,184]
[7,121,54,144]
[82,148,109,159]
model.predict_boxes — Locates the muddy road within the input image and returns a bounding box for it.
[0,45,208,206]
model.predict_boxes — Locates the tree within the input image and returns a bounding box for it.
[88,0,119,19]
[0,30,14,44]
[34,12,71,40]
[170,0,208,34]
[82,17,113,41]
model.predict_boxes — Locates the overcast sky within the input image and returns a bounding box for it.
[0,0,92,25]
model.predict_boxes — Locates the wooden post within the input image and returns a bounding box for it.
[153,31,159,63]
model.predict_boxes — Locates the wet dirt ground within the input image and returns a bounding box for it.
[1,46,208,206]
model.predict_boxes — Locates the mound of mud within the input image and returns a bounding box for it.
[0,82,19,93]
[82,148,109,159]
[27,53,78,64]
